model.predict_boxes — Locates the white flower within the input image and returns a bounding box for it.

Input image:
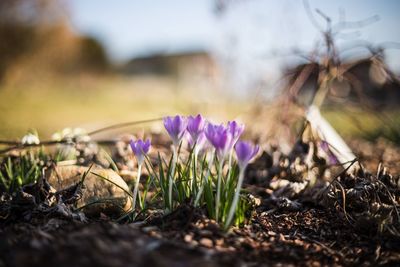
[21,133,40,145]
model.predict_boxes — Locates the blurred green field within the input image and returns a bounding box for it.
[1,76,399,144]
[0,76,251,140]
[322,107,400,144]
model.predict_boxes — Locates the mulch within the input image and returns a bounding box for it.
[1,138,399,267]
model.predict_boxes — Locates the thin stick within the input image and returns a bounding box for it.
[87,118,162,136]
[0,117,162,154]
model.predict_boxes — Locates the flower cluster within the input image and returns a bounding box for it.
[162,115,245,158]
[161,114,258,227]
[128,114,259,229]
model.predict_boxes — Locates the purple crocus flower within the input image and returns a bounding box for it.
[225,141,259,229]
[130,139,151,165]
[227,121,245,150]
[163,115,187,146]
[188,131,208,155]
[235,141,259,169]
[187,114,206,142]
[205,123,232,159]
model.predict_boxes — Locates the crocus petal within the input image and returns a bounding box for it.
[227,121,245,149]
[172,116,181,135]
[235,141,259,168]
[163,117,175,137]
[142,139,151,154]
[163,117,173,136]
[187,114,205,141]
[205,123,232,159]
[195,132,207,151]
[129,140,138,155]
[205,123,221,148]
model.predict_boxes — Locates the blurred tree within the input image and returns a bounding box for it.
[78,36,109,72]
[0,0,37,81]
[0,0,109,84]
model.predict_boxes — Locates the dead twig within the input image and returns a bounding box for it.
[0,117,163,155]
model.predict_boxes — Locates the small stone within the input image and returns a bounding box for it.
[46,165,132,216]
[215,238,224,246]
[30,239,42,249]
[267,231,276,236]
[278,233,285,241]
[148,231,162,238]
[142,226,159,233]
[199,230,213,237]
[199,238,213,248]
[184,234,193,243]
[227,246,235,252]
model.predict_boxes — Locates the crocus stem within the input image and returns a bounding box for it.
[132,163,142,211]
[226,149,233,184]
[190,150,197,195]
[168,146,177,211]
[193,150,200,194]
[194,151,212,207]
[215,159,224,222]
[224,166,246,230]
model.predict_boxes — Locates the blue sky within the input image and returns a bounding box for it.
[68,0,400,81]
[68,1,217,60]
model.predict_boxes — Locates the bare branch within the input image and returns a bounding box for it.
[87,118,162,136]
[315,8,331,25]
[303,0,323,32]
[333,15,380,32]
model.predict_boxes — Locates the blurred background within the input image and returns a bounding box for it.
[0,0,399,143]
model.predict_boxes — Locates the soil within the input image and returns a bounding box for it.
[1,138,399,267]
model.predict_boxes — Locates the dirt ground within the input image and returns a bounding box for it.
[1,138,399,267]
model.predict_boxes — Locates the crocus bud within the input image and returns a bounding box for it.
[130,139,151,165]
[188,131,209,155]
[235,141,259,169]
[205,123,232,159]
[187,114,206,142]
[163,115,187,146]
[227,121,244,150]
